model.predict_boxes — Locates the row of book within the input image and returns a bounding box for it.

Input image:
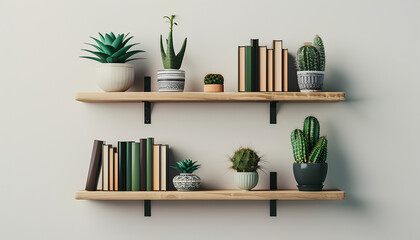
[238,39,289,92]
[85,138,169,191]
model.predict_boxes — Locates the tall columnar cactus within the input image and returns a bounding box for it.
[230,148,261,172]
[313,35,325,71]
[291,116,328,163]
[291,129,308,163]
[160,15,187,69]
[303,116,320,152]
[297,42,321,71]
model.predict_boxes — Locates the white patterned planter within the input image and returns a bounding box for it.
[297,71,324,92]
[234,172,259,191]
[173,173,200,191]
[157,69,185,92]
[96,63,134,92]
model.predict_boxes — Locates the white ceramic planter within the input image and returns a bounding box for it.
[234,172,259,191]
[297,71,324,92]
[157,69,185,92]
[96,63,134,92]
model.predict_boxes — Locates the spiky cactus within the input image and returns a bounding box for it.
[297,42,321,71]
[291,116,328,163]
[230,148,261,172]
[160,15,187,69]
[303,116,320,152]
[313,35,325,71]
[171,159,200,173]
[204,74,224,85]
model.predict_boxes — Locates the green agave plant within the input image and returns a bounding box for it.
[81,32,144,63]
[171,159,201,173]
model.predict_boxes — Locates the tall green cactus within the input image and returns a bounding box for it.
[297,42,321,71]
[308,136,327,163]
[230,148,261,172]
[160,15,187,69]
[303,116,320,152]
[313,35,325,71]
[291,129,308,163]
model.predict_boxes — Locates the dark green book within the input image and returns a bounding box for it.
[245,46,252,92]
[132,142,140,191]
[126,141,133,191]
[146,137,154,191]
[251,39,259,92]
[140,139,147,191]
[118,141,127,191]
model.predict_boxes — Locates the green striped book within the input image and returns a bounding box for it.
[245,46,252,92]
[131,142,140,191]
[126,141,133,191]
[146,137,154,191]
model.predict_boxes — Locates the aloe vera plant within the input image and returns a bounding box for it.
[230,148,261,172]
[81,32,144,63]
[171,159,200,173]
[291,116,328,163]
[160,15,187,69]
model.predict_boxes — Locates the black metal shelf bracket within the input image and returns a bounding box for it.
[270,172,277,217]
[144,200,151,217]
[270,101,278,124]
[144,76,151,124]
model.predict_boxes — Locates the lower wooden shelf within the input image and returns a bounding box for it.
[75,189,345,201]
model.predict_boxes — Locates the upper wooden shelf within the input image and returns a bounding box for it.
[75,189,345,201]
[75,92,345,103]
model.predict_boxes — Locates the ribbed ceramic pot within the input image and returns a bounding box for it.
[96,63,134,92]
[297,71,324,92]
[204,84,224,92]
[234,172,259,191]
[157,69,185,92]
[293,163,328,191]
[173,173,200,191]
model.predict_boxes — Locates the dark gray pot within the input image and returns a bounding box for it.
[293,163,328,191]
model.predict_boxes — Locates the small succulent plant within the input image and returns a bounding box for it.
[160,15,187,69]
[81,32,144,63]
[297,35,325,71]
[204,74,224,85]
[291,116,328,163]
[171,159,201,173]
[230,148,261,172]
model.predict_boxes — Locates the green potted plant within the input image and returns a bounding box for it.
[204,74,224,92]
[291,116,328,191]
[158,15,187,92]
[171,159,201,191]
[230,148,261,191]
[81,32,144,92]
[297,35,325,92]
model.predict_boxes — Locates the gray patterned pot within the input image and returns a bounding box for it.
[234,172,258,191]
[173,173,200,191]
[297,71,324,92]
[157,69,185,92]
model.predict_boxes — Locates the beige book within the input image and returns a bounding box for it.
[109,147,114,191]
[267,49,274,92]
[114,151,118,191]
[283,49,288,92]
[160,145,167,191]
[153,145,161,191]
[238,46,246,92]
[273,40,283,91]
[259,46,267,91]
[102,144,109,191]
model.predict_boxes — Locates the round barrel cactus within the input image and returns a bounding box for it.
[230,148,261,172]
[297,42,322,71]
[204,74,224,85]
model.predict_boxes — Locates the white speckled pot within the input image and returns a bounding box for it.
[96,63,134,92]
[173,173,200,191]
[297,71,324,92]
[234,172,259,191]
[157,69,185,92]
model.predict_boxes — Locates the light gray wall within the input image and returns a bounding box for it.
[1,0,419,239]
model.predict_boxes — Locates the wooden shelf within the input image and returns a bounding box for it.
[75,189,345,201]
[75,92,345,103]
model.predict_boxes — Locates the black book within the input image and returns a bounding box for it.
[251,39,260,92]
[118,141,127,191]
[139,138,147,191]
[85,140,104,191]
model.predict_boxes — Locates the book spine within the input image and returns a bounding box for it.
[160,145,168,191]
[140,139,147,191]
[118,142,127,191]
[153,144,161,191]
[259,46,267,92]
[238,46,246,92]
[132,142,140,191]
[273,40,283,92]
[102,144,109,191]
[245,46,252,92]
[85,140,104,191]
[114,149,118,191]
[126,142,133,191]
[283,49,288,92]
[267,49,274,92]
[251,39,259,92]
[146,138,154,191]
[109,147,114,191]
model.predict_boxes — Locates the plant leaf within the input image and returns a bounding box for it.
[121,36,133,48]
[110,32,116,40]
[81,49,108,60]
[80,56,106,63]
[90,37,113,55]
[111,43,138,58]
[104,33,113,45]
[98,33,105,42]
[112,34,124,49]
[84,43,104,53]
[116,50,143,62]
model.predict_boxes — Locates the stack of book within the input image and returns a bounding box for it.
[238,39,288,92]
[85,139,169,191]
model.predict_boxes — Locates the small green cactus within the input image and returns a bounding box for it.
[171,159,200,173]
[160,15,187,69]
[204,74,224,85]
[297,42,321,71]
[230,148,261,172]
[291,116,328,163]
[313,35,325,71]
[81,32,144,63]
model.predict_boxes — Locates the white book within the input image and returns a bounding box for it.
[160,145,168,191]
[102,144,109,191]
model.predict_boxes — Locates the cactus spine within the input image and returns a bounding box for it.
[160,15,187,69]
[230,148,261,172]
[303,116,320,152]
[313,35,325,71]
[297,42,321,71]
[291,129,308,163]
